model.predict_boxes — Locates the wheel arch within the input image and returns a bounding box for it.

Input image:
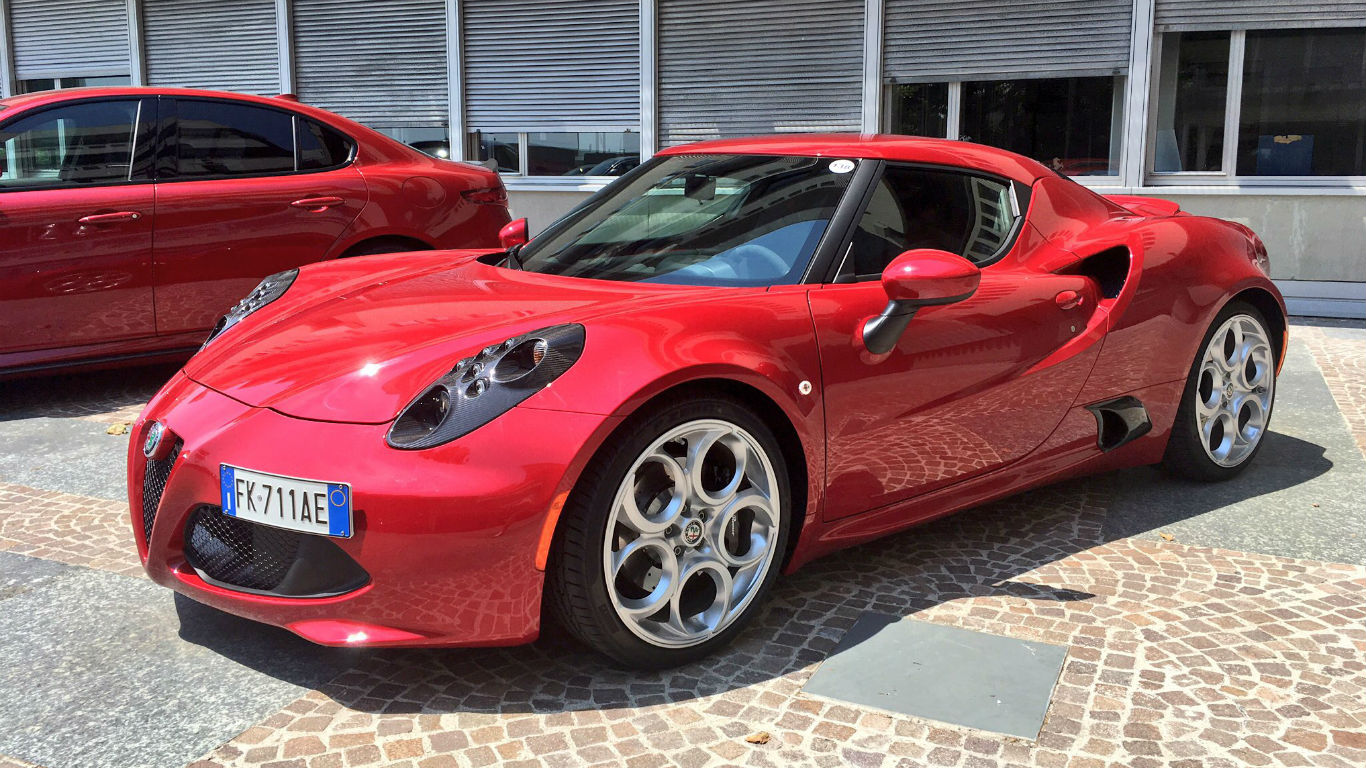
[1228,286,1288,371]
[541,375,814,579]
[337,234,435,258]
[627,378,811,569]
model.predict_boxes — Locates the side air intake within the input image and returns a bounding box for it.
[1086,396,1152,452]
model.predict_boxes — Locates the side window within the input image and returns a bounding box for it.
[174,100,294,178]
[0,100,139,189]
[297,117,353,170]
[839,165,1020,281]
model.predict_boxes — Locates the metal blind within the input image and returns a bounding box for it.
[143,0,280,94]
[293,0,449,128]
[10,0,129,79]
[1155,1,1366,31]
[658,0,864,146]
[884,0,1133,83]
[464,0,640,131]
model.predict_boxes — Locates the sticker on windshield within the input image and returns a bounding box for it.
[829,159,855,174]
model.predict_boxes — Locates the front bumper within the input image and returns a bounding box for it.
[130,372,614,647]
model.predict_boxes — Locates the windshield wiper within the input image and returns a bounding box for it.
[504,243,525,271]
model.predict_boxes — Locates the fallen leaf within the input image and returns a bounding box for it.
[1159,532,1175,542]
[106,423,129,436]
[745,731,771,745]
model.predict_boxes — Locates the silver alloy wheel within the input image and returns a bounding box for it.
[1195,313,1276,467]
[603,419,781,648]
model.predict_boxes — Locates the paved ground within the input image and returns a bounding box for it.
[0,320,1363,768]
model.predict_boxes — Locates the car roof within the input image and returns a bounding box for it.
[657,133,1058,185]
[0,86,349,125]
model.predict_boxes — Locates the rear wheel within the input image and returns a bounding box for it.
[1163,301,1277,480]
[548,396,790,668]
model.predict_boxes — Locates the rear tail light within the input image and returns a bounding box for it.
[462,186,508,205]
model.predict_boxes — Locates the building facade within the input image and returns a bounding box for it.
[2,0,1363,316]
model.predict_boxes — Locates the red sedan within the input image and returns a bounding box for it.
[0,87,509,375]
[130,135,1284,668]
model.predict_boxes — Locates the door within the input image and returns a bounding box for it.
[0,97,156,356]
[151,97,367,334]
[812,164,1102,520]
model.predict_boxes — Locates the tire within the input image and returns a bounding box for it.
[340,238,429,258]
[547,395,792,669]
[1162,300,1278,481]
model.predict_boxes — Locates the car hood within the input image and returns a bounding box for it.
[185,253,725,423]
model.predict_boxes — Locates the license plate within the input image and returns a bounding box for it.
[219,465,352,538]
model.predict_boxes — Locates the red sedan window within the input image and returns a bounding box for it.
[0,100,139,189]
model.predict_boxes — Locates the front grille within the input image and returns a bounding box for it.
[183,506,368,597]
[141,440,183,545]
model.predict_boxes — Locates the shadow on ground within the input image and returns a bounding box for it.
[172,425,1339,718]
[0,364,178,422]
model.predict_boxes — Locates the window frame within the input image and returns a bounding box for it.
[467,129,642,185]
[16,74,133,95]
[819,160,1031,285]
[1145,28,1366,188]
[154,96,357,185]
[0,95,156,193]
[882,77,1126,188]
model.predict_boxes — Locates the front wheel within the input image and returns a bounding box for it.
[1163,301,1278,481]
[548,396,791,668]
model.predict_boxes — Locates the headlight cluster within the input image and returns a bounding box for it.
[202,269,298,348]
[387,323,586,449]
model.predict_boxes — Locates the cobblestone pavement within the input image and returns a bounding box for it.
[0,320,1363,768]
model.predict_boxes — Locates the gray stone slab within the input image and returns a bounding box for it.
[0,416,129,501]
[802,613,1067,739]
[1102,339,1366,564]
[0,552,356,768]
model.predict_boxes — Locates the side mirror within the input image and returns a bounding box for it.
[862,249,981,354]
[498,217,529,249]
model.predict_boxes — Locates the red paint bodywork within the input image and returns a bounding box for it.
[130,135,1285,648]
[1,87,510,376]
[880,249,981,303]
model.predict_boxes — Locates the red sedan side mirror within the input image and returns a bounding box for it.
[499,217,529,249]
[863,249,981,354]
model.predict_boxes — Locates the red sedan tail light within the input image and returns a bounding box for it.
[462,186,508,205]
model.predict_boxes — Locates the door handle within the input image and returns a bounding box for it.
[290,196,345,210]
[1055,290,1084,310]
[77,211,141,225]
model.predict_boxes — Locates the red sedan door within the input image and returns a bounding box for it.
[151,97,366,335]
[811,164,1102,520]
[0,97,156,360]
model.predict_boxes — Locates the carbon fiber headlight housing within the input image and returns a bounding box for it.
[387,323,586,449]
[202,268,299,348]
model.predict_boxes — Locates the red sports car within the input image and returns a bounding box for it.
[0,87,509,375]
[130,135,1285,668]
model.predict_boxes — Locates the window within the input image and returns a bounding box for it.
[473,132,520,173]
[174,100,294,178]
[1238,29,1365,177]
[377,126,450,159]
[16,75,131,94]
[886,77,1123,178]
[1152,32,1229,173]
[0,100,139,189]
[960,78,1121,176]
[839,166,1020,281]
[297,118,354,170]
[470,131,641,177]
[529,132,640,176]
[518,154,858,286]
[1152,27,1366,179]
[888,83,949,139]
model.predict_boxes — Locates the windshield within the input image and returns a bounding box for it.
[518,154,859,286]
